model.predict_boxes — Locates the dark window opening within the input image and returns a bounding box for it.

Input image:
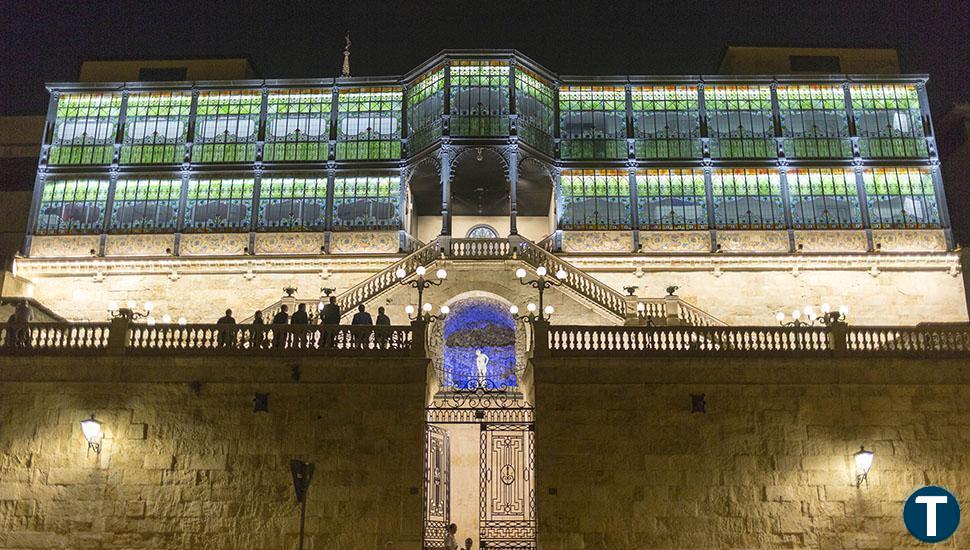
[138,67,189,81]
[789,55,842,73]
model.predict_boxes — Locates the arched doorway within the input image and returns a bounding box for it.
[424,293,536,550]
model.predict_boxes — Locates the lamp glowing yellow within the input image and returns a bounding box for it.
[436,268,448,280]
[422,303,433,313]
[509,305,519,315]
[415,266,427,276]
[544,305,554,315]
[555,269,567,280]
[80,415,103,452]
[536,266,547,277]
[636,302,646,312]
[839,304,849,316]
[775,311,786,322]
[405,305,415,316]
[526,303,537,313]
[515,268,527,279]
[107,301,118,313]
[162,314,172,324]
[177,317,187,326]
[440,305,450,315]
[395,267,407,279]
[854,445,874,487]
[144,302,154,313]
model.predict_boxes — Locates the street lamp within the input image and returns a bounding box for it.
[776,303,849,327]
[635,302,657,326]
[509,302,554,323]
[854,446,875,487]
[107,300,154,321]
[80,415,103,453]
[514,266,566,319]
[397,266,446,309]
[406,304,449,323]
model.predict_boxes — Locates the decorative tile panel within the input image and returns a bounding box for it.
[638,231,710,253]
[29,236,101,258]
[104,234,176,257]
[872,229,947,252]
[329,231,400,254]
[717,230,789,253]
[179,233,250,256]
[793,230,868,253]
[254,232,326,255]
[561,231,634,253]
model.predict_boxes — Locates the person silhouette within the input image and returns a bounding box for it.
[475,349,489,389]
[272,305,289,348]
[444,523,458,550]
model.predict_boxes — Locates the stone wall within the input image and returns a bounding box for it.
[533,355,970,549]
[0,355,428,550]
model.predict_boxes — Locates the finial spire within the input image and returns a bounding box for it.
[341,32,351,77]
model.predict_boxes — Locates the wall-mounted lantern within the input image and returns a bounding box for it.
[854,445,875,487]
[80,415,103,453]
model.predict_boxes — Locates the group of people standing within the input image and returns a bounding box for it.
[215,297,392,349]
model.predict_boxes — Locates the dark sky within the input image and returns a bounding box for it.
[2,1,968,115]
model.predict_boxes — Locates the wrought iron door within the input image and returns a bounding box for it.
[479,423,536,549]
[424,425,451,550]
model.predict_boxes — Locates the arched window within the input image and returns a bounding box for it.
[466,224,499,238]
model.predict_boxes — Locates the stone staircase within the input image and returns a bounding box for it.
[244,237,725,327]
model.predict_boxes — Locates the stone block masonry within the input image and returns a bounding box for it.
[0,355,428,549]
[533,356,970,549]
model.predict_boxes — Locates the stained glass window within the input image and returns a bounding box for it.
[558,86,627,160]
[777,85,852,159]
[120,92,191,164]
[331,174,401,230]
[636,169,707,230]
[711,169,785,229]
[706,85,775,159]
[258,177,328,231]
[264,89,332,162]
[110,178,182,232]
[192,91,261,163]
[449,61,510,137]
[184,178,255,231]
[407,67,445,153]
[863,167,939,228]
[35,178,110,234]
[851,84,927,158]
[48,93,121,165]
[559,169,631,230]
[336,88,403,160]
[787,168,862,229]
[514,67,555,155]
[632,86,701,159]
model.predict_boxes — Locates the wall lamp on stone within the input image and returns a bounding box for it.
[80,415,104,453]
[854,446,875,488]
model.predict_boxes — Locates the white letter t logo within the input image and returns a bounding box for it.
[915,495,949,537]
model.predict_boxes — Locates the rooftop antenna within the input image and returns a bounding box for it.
[341,32,351,77]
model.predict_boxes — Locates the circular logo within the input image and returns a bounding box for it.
[903,486,960,543]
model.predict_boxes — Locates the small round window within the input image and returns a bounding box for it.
[466,224,500,239]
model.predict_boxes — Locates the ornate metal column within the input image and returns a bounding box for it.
[507,139,519,235]
[439,141,453,236]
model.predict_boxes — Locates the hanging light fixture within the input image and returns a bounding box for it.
[80,415,103,453]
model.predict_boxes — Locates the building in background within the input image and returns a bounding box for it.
[1,49,968,549]
[719,46,901,75]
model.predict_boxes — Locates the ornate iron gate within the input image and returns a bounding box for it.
[479,423,536,549]
[424,424,450,550]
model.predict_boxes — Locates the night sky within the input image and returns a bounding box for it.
[3,1,969,236]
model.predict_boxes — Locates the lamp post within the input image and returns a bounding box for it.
[405,303,449,323]
[635,302,656,326]
[509,303,554,323]
[289,459,315,550]
[397,266,447,309]
[514,266,566,319]
[776,303,849,327]
[107,300,154,322]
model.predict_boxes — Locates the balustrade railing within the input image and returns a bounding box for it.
[516,240,629,319]
[1,322,414,356]
[0,322,110,352]
[449,238,511,259]
[337,240,441,313]
[540,323,970,357]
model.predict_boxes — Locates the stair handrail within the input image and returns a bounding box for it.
[515,238,629,319]
[337,240,441,314]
